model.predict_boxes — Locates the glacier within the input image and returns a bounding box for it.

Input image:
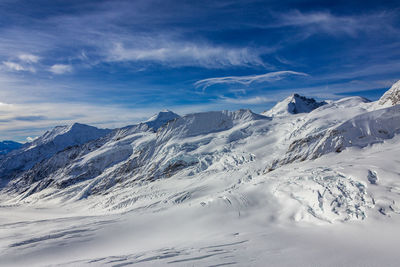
[0,81,400,266]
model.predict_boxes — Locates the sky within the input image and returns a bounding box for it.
[0,0,399,142]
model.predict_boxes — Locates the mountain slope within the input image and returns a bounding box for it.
[0,81,399,226]
[262,93,327,117]
[144,110,180,130]
[271,104,400,169]
[1,81,400,267]
[0,123,111,181]
[1,109,268,202]
[379,80,400,106]
[0,141,22,155]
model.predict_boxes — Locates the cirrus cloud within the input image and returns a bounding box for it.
[194,71,309,90]
[107,41,268,69]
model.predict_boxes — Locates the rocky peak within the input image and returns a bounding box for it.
[263,93,327,117]
[378,80,400,106]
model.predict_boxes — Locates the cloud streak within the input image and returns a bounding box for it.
[219,96,272,104]
[18,54,40,63]
[107,41,267,68]
[2,61,35,72]
[49,64,73,74]
[194,71,309,90]
[271,10,398,37]
[0,1,398,142]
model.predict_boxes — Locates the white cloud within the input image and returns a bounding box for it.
[107,41,267,68]
[272,10,395,37]
[0,101,12,108]
[2,61,35,72]
[219,96,272,104]
[49,64,73,74]
[194,71,309,90]
[18,54,40,63]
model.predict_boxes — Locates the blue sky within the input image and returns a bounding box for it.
[0,0,399,142]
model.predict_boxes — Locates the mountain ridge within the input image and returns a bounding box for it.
[0,80,399,225]
[262,93,327,117]
[379,80,400,106]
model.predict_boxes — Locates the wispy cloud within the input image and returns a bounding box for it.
[49,64,73,74]
[2,61,35,72]
[13,115,48,121]
[18,54,40,63]
[272,10,398,37]
[219,96,272,104]
[0,1,398,142]
[106,40,267,68]
[1,53,39,73]
[194,71,308,90]
[0,1,277,70]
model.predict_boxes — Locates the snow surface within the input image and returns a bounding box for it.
[0,123,111,183]
[0,141,21,156]
[144,110,180,130]
[1,81,400,266]
[378,80,400,106]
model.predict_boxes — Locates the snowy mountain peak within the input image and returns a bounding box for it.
[0,123,111,178]
[145,110,180,130]
[158,109,268,140]
[263,93,327,117]
[31,122,110,148]
[228,108,267,121]
[378,80,400,106]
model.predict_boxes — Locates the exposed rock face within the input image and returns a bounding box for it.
[379,80,400,106]
[263,93,327,117]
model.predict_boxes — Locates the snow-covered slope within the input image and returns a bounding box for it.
[0,123,111,181]
[144,110,180,130]
[262,93,327,117]
[0,88,396,221]
[26,123,111,149]
[1,85,397,222]
[0,141,22,155]
[271,102,400,169]
[1,81,400,267]
[1,109,268,202]
[378,80,400,106]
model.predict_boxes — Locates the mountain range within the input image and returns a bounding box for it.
[1,80,400,266]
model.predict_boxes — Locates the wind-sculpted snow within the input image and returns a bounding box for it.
[273,104,400,169]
